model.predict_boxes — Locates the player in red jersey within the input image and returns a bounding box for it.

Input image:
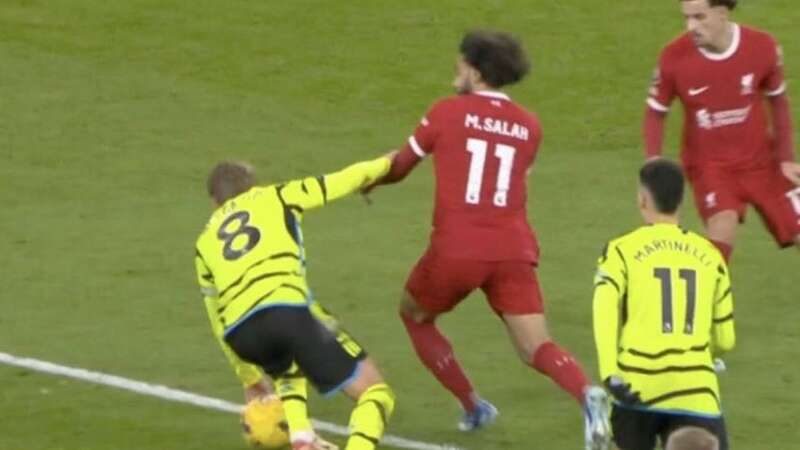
[644,0,800,261]
[366,30,610,449]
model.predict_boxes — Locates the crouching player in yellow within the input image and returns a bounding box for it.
[195,155,397,450]
[592,160,735,450]
[205,295,345,449]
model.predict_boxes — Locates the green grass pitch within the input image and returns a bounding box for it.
[1,1,798,448]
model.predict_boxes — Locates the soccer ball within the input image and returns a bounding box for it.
[241,397,290,449]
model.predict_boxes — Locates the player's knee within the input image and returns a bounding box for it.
[343,358,386,400]
[706,210,738,244]
[503,314,551,363]
[666,426,719,450]
[398,291,435,323]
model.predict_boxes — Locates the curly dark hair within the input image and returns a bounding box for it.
[683,0,737,10]
[459,30,530,88]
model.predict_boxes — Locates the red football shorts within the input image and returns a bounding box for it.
[405,247,544,315]
[687,164,800,247]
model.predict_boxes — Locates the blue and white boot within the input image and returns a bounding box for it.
[457,398,499,432]
[584,386,611,450]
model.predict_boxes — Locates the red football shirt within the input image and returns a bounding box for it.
[647,24,786,170]
[402,90,542,262]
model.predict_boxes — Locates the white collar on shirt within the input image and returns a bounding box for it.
[474,90,511,101]
[698,23,741,61]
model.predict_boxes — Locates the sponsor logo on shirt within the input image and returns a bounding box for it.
[741,73,754,95]
[705,192,717,210]
[695,105,751,130]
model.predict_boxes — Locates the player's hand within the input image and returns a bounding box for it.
[604,376,642,405]
[361,149,399,202]
[780,161,800,186]
[713,358,727,374]
[244,379,274,402]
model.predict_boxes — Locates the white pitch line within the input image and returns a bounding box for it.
[0,352,464,450]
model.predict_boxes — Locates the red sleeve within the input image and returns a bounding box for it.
[381,147,422,184]
[642,50,675,159]
[643,106,667,159]
[374,101,445,186]
[646,52,676,114]
[402,101,443,158]
[761,38,787,97]
[769,94,796,162]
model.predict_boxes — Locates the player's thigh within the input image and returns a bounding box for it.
[224,308,296,377]
[610,406,662,450]
[663,415,728,450]
[686,167,746,234]
[287,308,366,396]
[404,248,485,314]
[741,168,800,247]
[309,301,368,359]
[482,262,545,316]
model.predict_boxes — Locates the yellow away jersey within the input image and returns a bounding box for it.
[592,223,735,416]
[194,157,390,335]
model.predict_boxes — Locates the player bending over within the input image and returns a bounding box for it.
[366,30,610,449]
[194,157,396,450]
[593,159,735,450]
[644,0,800,262]
[205,296,344,449]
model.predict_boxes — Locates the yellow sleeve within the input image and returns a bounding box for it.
[194,250,218,297]
[592,241,628,382]
[195,250,262,387]
[279,156,391,211]
[203,296,264,388]
[712,262,736,354]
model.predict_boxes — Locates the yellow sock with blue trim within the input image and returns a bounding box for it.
[345,383,395,450]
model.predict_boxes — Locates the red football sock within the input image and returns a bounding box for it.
[710,239,733,263]
[400,313,478,412]
[529,341,590,405]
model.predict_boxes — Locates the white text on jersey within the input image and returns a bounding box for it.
[465,114,529,141]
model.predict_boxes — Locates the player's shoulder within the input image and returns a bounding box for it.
[739,24,777,45]
[600,227,645,259]
[425,95,463,115]
[660,32,696,63]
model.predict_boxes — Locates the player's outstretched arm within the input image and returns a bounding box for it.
[278,154,392,211]
[362,147,423,196]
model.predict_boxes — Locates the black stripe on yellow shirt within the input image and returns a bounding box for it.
[618,362,716,375]
[280,395,307,404]
[315,176,327,203]
[624,343,709,359]
[596,275,621,293]
[715,287,731,304]
[218,252,301,298]
[644,387,720,408]
[713,313,734,324]
[615,246,629,278]
[227,282,310,323]
[219,273,305,313]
